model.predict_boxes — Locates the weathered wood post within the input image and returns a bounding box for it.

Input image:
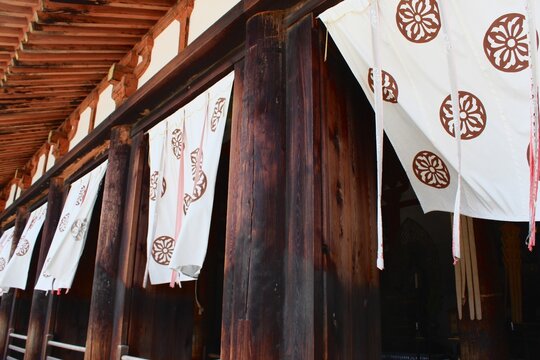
[0,206,29,357]
[458,219,509,359]
[283,13,323,360]
[318,25,381,359]
[220,10,287,360]
[24,177,65,360]
[108,132,146,360]
[84,125,132,360]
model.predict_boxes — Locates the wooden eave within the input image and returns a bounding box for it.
[0,0,176,189]
[0,0,339,225]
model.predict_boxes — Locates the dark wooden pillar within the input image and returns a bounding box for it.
[458,219,508,359]
[109,132,146,360]
[0,206,29,357]
[24,177,65,360]
[221,10,287,360]
[319,28,381,359]
[283,14,322,360]
[84,125,132,360]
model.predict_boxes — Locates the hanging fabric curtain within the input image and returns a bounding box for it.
[146,71,234,285]
[320,0,540,256]
[0,203,47,290]
[146,115,195,285]
[0,226,16,294]
[35,161,108,292]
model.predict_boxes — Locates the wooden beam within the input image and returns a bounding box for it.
[16,50,125,62]
[0,14,28,27]
[0,36,19,46]
[41,2,165,20]
[36,11,156,28]
[23,178,64,360]
[0,110,68,122]
[84,125,132,360]
[22,43,133,52]
[26,33,139,45]
[0,0,39,7]
[32,23,148,37]
[8,65,109,74]
[0,3,34,14]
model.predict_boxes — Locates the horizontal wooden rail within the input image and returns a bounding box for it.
[8,332,27,340]
[121,355,150,360]
[46,356,62,360]
[6,356,17,360]
[8,344,25,353]
[48,339,86,353]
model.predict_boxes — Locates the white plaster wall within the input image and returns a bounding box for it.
[94,85,115,127]
[46,146,56,172]
[69,107,91,151]
[5,183,16,208]
[138,20,181,89]
[31,153,47,185]
[188,0,240,44]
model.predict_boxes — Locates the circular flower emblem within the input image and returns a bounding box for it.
[396,0,441,43]
[211,97,227,132]
[151,236,175,265]
[412,151,451,189]
[0,258,5,271]
[70,219,88,241]
[58,213,70,232]
[439,91,487,140]
[149,171,167,201]
[484,13,529,72]
[15,238,30,256]
[171,128,185,160]
[368,68,399,103]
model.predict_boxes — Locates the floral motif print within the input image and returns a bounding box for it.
[439,91,487,140]
[75,185,88,206]
[368,68,399,103]
[183,148,208,214]
[0,258,5,271]
[151,236,175,265]
[396,0,441,43]
[58,213,70,232]
[70,219,88,241]
[149,171,167,201]
[412,151,450,189]
[210,97,227,132]
[484,13,529,72]
[171,128,185,159]
[15,238,30,256]
[28,207,47,230]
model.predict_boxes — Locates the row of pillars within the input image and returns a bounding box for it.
[0,124,134,360]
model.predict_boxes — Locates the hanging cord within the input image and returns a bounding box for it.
[526,0,539,250]
[195,280,204,316]
[370,0,385,270]
[438,0,462,263]
[324,28,329,62]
